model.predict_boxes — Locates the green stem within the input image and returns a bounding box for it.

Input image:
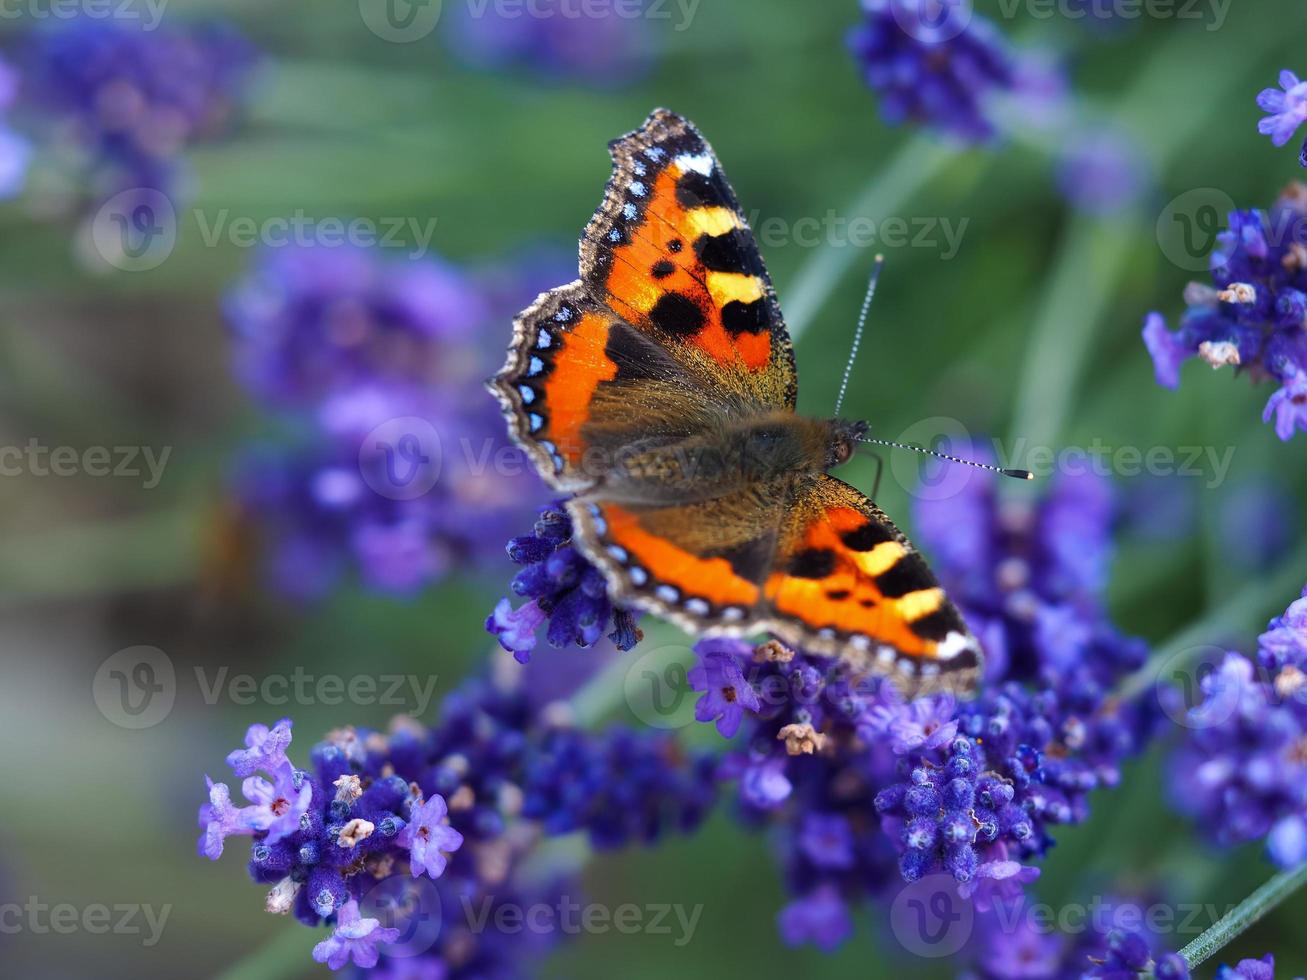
[782,135,955,340]
[1179,862,1307,969]
[213,925,316,980]
[1116,542,1307,703]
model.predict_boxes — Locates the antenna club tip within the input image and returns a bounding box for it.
[1002,468,1035,481]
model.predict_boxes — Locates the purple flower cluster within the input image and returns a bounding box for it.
[965,897,1191,979]
[0,57,29,199]
[1167,586,1307,868]
[487,501,641,661]
[1143,183,1307,440]
[24,18,256,202]
[675,461,1154,952]
[226,244,544,599]
[847,0,1016,143]
[199,667,718,974]
[445,0,655,85]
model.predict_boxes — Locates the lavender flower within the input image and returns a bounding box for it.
[1167,586,1307,868]
[664,454,1153,951]
[488,502,641,661]
[312,899,400,971]
[1257,70,1307,148]
[1142,183,1307,440]
[226,246,488,408]
[445,0,655,85]
[24,18,255,202]
[226,244,544,599]
[1056,126,1151,216]
[198,664,717,975]
[848,0,1015,143]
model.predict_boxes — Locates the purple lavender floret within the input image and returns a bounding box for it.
[672,455,1153,951]
[1167,586,1307,868]
[847,0,1016,143]
[1143,183,1307,440]
[199,666,718,975]
[24,18,256,201]
[488,502,642,661]
[226,244,544,598]
[1258,70,1307,149]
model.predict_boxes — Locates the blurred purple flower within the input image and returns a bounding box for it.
[226,244,544,599]
[1168,586,1307,868]
[24,18,256,201]
[445,0,655,85]
[1056,126,1151,216]
[848,0,1016,143]
[1258,70,1307,147]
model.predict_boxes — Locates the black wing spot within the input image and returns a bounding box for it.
[826,589,851,601]
[676,169,730,209]
[721,298,769,336]
[668,239,684,253]
[713,536,775,582]
[651,260,676,280]
[788,548,836,580]
[909,605,966,641]
[841,522,895,552]
[649,292,705,337]
[874,553,933,599]
[695,229,765,276]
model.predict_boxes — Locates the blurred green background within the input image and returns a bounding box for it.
[2,0,1306,976]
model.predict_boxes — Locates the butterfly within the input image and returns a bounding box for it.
[489,108,982,695]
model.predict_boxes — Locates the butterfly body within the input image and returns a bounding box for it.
[491,109,982,694]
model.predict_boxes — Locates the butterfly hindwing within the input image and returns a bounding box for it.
[580,108,797,410]
[762,475,981,692]
[568,473,981,695]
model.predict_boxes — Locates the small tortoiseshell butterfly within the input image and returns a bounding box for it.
[490,108,982,695]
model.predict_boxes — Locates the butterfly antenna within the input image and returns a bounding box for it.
[855,436,1034,481]
[833,254,885,418]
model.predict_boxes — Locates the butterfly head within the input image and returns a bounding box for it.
[825,419,869,469]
